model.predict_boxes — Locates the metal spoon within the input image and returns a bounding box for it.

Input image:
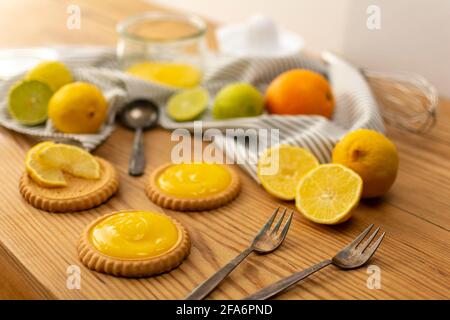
[118,99,159,176]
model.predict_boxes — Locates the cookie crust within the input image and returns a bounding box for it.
[77,211,191,278]
[19,157,119,213]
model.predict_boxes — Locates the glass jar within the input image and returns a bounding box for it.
[116,12,207,88]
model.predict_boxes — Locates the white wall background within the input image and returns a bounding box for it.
[152,0,450,97]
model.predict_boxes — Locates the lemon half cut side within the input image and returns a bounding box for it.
[295,164,363,225]
[257,145,319,200]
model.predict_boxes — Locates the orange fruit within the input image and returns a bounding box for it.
[265,69,334,118]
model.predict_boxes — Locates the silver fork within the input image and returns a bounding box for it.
[186,207,294,300]
[244,224,385,300]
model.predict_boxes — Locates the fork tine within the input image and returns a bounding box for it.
[360,232,385,262]
[259,207,280,233]
[277,211,294,241]
[270,208,287,235]
[343,224,374,251]
[356,227,380,253]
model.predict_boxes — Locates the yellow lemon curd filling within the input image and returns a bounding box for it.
[157,163,232,198]
[89,211,179,259]
[126,62,202,89]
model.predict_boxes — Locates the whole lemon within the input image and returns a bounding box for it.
[332,129,399,198]
[265,69,334,118]
[48,82,107,134]
[26,61,73,92]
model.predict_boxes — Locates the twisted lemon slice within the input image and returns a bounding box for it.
[78,211,190,277]
[38,143,100,180]
[25,142,100,187]
[21,142,118,212]
[25,141,66,187]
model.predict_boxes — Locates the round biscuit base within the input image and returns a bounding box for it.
[145,163,241,211]
[77,211,191,278]
[19,157,119,213]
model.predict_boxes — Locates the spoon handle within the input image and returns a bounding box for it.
[129,127,145,176]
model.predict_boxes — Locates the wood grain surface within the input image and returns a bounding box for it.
[0,0,449,300]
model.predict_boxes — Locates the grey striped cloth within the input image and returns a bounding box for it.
[0,47,383,181]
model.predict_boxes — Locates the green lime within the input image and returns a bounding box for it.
[212,83,264,120]
[26,61,72,92]
[167,87,209,122]
[8,80,53,126]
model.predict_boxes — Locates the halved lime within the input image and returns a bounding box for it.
[166,87,209,122]
[8,80,53,126]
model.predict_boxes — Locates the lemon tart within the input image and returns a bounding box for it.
[146,162,240,211]
[19,142,119,212]
[78,210,190,277]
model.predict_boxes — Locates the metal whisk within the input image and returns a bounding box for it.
[362,69,438,134]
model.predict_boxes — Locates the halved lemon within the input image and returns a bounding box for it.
[25,141,67,188]
[38,144,100,180]
[295,164,363,225]
[257,145,319,200]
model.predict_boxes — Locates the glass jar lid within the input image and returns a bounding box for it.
[117,12,207,43]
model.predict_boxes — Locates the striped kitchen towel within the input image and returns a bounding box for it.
[0,47,384,181]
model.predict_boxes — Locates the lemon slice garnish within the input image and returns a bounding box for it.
[25,142,100,187]
[38,144,100,180]
[25,141,66,188]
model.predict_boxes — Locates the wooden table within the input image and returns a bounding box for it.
[0,0,449,300]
